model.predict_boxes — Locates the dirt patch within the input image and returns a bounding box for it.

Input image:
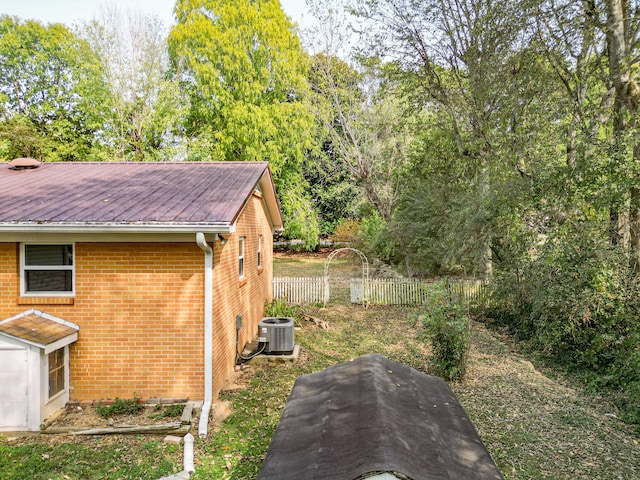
[41,367,257,434]
[221,365,253,392]
[50,403,186,430]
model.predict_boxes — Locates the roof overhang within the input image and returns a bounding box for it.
[256,168,284,231]
[0,223,238,243]
[0,222,236,234]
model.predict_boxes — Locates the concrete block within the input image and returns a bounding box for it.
[246,344,300,365]
[164,435,183,445]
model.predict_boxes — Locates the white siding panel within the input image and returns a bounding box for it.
[0,347,29,430]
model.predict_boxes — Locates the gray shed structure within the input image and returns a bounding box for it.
[258,354,503,480]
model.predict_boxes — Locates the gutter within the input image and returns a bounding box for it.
[0,222,235,234]
[196,233,214,438]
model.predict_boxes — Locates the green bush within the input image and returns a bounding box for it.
[422,285,471,381]
[486,217,640,429]
[524,226,633,371]
[96,395,144,418]
[264,298,300,319]
[482,268,534,339]
[148,403,185,420]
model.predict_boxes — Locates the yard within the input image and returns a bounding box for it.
[1,250,638,479]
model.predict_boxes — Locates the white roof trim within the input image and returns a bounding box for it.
[0,309,79,330]
[44,333,78,355]
[0,222,235,234]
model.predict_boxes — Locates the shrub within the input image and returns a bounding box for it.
[482,268,534,339]
[148,403,185,420]
[359,211,398,263]
[332,218,361,244]
[485,217,640,430]
[525,227,633,371]
[96,395,144,418]
[422,285,471,381]
[264,298,298,319]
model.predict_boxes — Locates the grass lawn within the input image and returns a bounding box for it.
[1,250,638,479]
[194,302,639,480]
[0,435,179,479]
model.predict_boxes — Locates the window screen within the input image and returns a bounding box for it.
[25,244,73,266]
[23,244,74,294]
[48,348,65,398]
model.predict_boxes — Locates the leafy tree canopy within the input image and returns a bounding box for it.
[81,9,187,162]
[169,0,318,246]
[0,15,110,161]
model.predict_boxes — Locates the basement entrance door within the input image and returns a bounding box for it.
[0,347,28,430]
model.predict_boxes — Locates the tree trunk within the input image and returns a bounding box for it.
[630,187,640,273]
[479,156,493,280]
[609,206,630,248]
[605,0,633,249]
[567,0,596,169]
[630,143,640,271]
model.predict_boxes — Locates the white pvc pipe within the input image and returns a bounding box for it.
[196,233,213,438]
[183,433,195,473]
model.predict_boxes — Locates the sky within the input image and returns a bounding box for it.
[0,0,311,29]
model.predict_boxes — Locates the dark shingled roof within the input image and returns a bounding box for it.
[258,354,503,480]
[0,161,281,230]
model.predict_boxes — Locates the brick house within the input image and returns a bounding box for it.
[0,160,282,433]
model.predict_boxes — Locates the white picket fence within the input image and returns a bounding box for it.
[274,276,487,306]
[351,278,487,305]
[273,277,325,304]
[350,278,424,305]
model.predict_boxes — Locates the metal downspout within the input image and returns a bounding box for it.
[196,233,213,438]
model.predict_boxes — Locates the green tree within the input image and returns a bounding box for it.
[603,0,640,270]
[306,53,372,236]
[353,0,555,278]
[169,0,318,246]
[536,0,640,272]
[81,7,186,161]
[311,53,411,222]
[0,16,110,161]
[301,1,413,250]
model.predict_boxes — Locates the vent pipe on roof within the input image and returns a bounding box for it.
[8,158,41,170]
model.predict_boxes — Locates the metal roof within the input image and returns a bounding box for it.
[0,161,282,232]
[258,354,503,480]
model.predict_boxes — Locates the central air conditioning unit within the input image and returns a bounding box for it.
[258,317,295,354]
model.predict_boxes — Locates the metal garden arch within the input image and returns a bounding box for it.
[323,248,369,305]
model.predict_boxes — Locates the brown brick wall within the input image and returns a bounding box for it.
[211,193,275,395]
[71,242,205,400]
[0,243,17,307]
[0,193,275,402]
